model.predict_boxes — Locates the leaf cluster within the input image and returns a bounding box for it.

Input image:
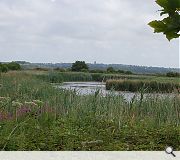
[149,0,180,41]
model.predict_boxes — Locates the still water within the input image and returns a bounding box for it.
[57,82,173,102]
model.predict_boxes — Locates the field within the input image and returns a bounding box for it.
[0,71,180,150]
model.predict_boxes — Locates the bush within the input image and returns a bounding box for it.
[0,63,8,73]
[53,68,66,72]
[166,72,180,77]
[7,62,21,70]
[71,61,88,72]
[107,67,115,73]
[125,71,133,75]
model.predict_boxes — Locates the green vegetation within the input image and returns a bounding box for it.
[107,67,115,73]
[106,67,133,75]
[149,0,180,41]
[166,72,180,77]
[106,79,180,93]
[0,71,179,150]
[37,72,93,83]
[0,62,21,73]
[0,64,8,73]
[71,61,89,72]
[35,71,180,93]
[36,71,179,83]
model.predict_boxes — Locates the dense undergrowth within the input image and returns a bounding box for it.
[0,71,179,150]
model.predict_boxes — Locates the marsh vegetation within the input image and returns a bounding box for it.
[0,71,179,150]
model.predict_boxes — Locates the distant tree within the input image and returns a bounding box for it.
[117,70,125,74]
[71,61,88,72]
[125,71,133,75]
[166,72,180,77]
[89,69,105,73]
[148,0,180,41]
[0,63,8,73]
[54,67,66,72]
[7,62,21,70]
[107,67,115,73]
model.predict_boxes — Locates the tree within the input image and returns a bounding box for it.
[148,0,180,41]
[7,62,21,70]
[125,71,133,75]
[117,70,125,74]
[107,67,115,73]
[0,63,8,73]
[166,72,180,77]
[71,61,89,72]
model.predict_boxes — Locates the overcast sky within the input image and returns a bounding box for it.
[0,0,179,68]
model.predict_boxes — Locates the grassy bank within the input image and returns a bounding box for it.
[106,79,180,93]
[0,71,179,150]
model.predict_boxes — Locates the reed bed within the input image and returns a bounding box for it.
[0,71,179,150]
[35,71,179,83]
[106,79,180,93]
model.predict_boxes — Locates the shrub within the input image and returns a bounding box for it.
[107,67,115,73]
[71,61,88,72]
[166,72,180,77]
[7,62,21,70]
[0,63,8,73]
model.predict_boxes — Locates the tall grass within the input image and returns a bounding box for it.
[36,71,180,84]
[0,72,179,150]
[106,79,180,93]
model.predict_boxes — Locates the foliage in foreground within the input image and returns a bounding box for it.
[0,72,179,150]
[149,0,180,41]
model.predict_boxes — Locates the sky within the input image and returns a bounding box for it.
[0,0,179,68]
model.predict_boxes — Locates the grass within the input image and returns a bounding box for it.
[34,71,180,82]
[106,79,180,93]
[35,71,180,92]
[0,71,179,150]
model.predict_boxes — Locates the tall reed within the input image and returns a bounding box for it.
[0,71,179,150]
[106,79,180,93]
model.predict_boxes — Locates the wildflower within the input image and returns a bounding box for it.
[17,106,31,117]
[25,101,38,107]
[12,101,23,108]
[33,100,44,106]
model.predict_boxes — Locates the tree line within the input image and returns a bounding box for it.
[0,62,21,72]
[69,61,133,74]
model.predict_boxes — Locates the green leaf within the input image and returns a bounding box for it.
[165,31,179,41]
[156,0,169,11]
[149,0,180,41]
[168,0,180,12]
[148,20,167,33]
[156,0,180,15]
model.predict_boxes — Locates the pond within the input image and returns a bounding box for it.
[56,82,174,102]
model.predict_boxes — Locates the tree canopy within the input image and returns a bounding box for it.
[0,62,21,73]
[71,61,88,72]
[148,0,180,41]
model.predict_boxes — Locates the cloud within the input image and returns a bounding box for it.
[0,0,179,67]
